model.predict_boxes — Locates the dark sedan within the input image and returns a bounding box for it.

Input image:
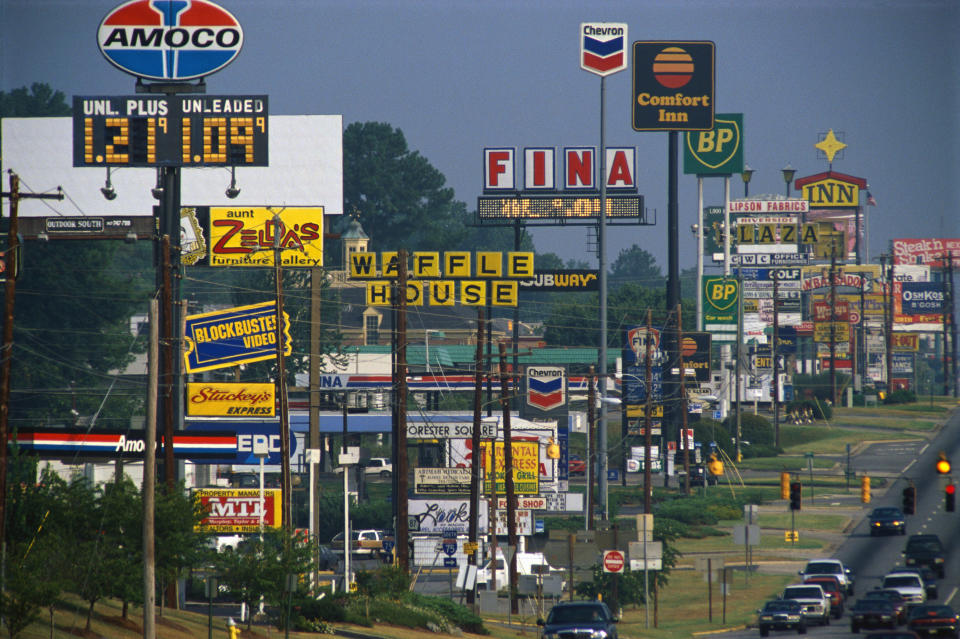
[869,507,907,536]
[756,599,806,636]
[867,589,909,624]
[907,604,959,638]
[851,598,899,633]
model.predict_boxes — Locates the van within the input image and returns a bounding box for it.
[476,549,562,590]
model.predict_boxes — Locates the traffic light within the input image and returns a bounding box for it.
[707,453,724,477]
[936,451,951,475]
[903,485,916,515]
[947,484,956,512]
[780,472,790,500]
[789,481,802,511]
[861,476,871,504]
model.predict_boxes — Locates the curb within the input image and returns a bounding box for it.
[692,625,746,636]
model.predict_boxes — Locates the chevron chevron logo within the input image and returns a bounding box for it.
[527,366,566,411]
[581,23,628,77]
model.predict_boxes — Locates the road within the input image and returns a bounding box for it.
[706,407,960,639]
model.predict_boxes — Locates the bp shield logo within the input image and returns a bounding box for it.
[703,276,738,311]
[580,23,628,76]
[526,366,566,411]
[98,0,244,81]
[683,114,744,174]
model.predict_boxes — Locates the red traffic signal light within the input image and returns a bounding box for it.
[947,484,956,512]
[789,481,802,511]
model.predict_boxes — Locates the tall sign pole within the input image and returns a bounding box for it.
[634,41,716,482]
[581,22,628,519]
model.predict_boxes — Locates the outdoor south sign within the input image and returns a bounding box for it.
[98,0,244,81]
[632,41,715,131]
[683,113,743,175]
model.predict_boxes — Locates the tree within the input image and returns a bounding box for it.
[154,482,210,610]
[608,245,664,290]
[339,122,467,252]
[0,83,70,118]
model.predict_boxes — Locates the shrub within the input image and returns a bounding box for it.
[885,389,917,405]
[401,592,488,634]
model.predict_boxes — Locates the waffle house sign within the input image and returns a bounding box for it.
[350,251,534,306]
[795,171,867,208]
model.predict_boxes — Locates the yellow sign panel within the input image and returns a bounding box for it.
[481,440,539,495]
[626,404,664,418]
[784,530,799,542]
[208,207,324,267]
[813,321,850,343]
[186,382,275,417]
[801,177,860,207]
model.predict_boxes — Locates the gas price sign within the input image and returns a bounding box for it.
[73,95,268,167]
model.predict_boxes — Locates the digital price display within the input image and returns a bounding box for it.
[477,195,645,220]
[73,95,268,167]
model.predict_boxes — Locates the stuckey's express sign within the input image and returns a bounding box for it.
[186,382,275,417]
[350,251,533,307]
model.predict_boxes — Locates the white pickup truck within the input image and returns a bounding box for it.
[476,550,563,591]
[335,457,393,478]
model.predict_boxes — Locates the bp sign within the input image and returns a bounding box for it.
[701,276,739,327]
[683,114,744,175]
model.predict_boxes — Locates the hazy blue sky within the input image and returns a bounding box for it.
[2,0,957,271]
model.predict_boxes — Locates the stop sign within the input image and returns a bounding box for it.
[602,550,625,573]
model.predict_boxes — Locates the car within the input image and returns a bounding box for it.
[330,529,386,557]
[568,455,586,476]
[906,604,959,638]
[799,558,855,595]
[850,598,899,633]
[316,544,338,570]
[867,588,909,624]
[756,599,807,636]
[862,632,921,639]
[362,457,393,478]
[537,601,618,639]
[781,583,831,626]
[679,464,718,486]
[869,506,907,536]
[883,571,928,606]
[890,567,939,600]
[804,575,845,618]
[903,534,946,579]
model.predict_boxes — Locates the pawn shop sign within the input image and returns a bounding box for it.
[580,23,628,76]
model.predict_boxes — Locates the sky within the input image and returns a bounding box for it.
[2,0,958,273]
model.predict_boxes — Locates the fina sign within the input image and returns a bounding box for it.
[98,0,244,81]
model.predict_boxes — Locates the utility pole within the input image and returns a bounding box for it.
[0,173,63,556]
[829,241,838,405]
[643,310,653,514]
[272,212,293,529]
[773,272,780,448]
[143,298,158,639]
[498,341,519,615]
[395,251,409,571]
[587,367,596,531]
[678,304,689,495]
[942,254,952,397]
[735,269,743,459]
[467,307,484,608]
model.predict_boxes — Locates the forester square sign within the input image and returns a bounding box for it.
[632,41,715,131]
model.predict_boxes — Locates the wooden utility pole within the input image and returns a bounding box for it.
[587,366,596,530]
[467,307,484,607]
[160,235,176,494]
[272,213,293,529]
[829,242,838,405]
[677,304,689,495]
[643,310,653,514]
[498,341,518,614]
[773,272,780,447]
[143,298,158,639]
[942,254,952,397]
[395,251,409,571]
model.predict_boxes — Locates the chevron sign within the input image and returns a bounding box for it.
[527,366,566,411]
[581,23,628,76]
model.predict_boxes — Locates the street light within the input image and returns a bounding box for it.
[740,164,754,197]
[781,163,796,198]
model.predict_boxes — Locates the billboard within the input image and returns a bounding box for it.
[194,488,282,533]
[1,115,343,220]
[632,41,715,131]
[683,113,743,175]
[186,382,275,417]
[893,239,960,267]
[183,301,292,373]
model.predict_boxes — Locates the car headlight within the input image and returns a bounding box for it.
[935,557,945,563]
[591,631,608,639]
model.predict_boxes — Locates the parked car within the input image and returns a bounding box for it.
[804,575,845,618]
[330,529,387,557]
[869,506,907,536]
[781,583,831,626]
[850,598,899,633]
[538,601,618,639]
[362,457,393,478]
[756,599,807,636]
[679,464,718,486]
[568,455,586,476]
[799,558,855,595]
[906,604,959,638]
[903,534,946,579]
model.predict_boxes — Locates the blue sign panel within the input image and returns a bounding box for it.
[623,351,663,404]
[183,301,292,373]
[901,282,945,315]
[184,419,295,465]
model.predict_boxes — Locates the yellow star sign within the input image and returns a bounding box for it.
[815,129,847,163]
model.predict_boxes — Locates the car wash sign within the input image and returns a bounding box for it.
[581,23,628,76]
[98,0,244,81]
